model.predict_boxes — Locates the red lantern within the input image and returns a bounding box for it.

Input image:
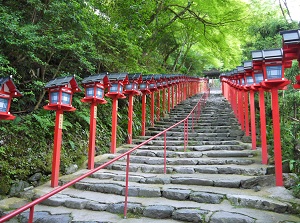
[44,75,81,111]
[0,76,22,120]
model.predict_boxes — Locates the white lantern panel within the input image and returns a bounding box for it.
[86,87,94,97]
[266,66,282,79]
[61,92,71,105]
[0,98,8,112]
[50,92,59,104]
[255,73,264,84]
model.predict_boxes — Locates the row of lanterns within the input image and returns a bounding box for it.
[220,28,300,186]
[1,73,208,187]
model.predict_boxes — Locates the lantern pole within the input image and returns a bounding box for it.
[239,89,245,130]
[271,88,284,186]
[258,88,268,164]
[167,86,171,113]
[244,90,250,136]
[127,94,134,144]
[88,102,97,169]
[249,90,256,150]
[51,109,63,187]
[172,85,175,108]
[111,96,118,153]
[162,88,166,117]
[141,94,147,136]
[151,92,155,126]
[156,90,160,121]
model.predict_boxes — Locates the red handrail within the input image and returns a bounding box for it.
[0,91,208,223]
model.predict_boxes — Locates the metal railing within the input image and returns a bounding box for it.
[0,91,209,223]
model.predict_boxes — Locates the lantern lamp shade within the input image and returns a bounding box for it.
[0,97,8,112]
[254,73,264,84]
[86,87,94,97]
[50,92,59,104]
[85,87,104,98]
[110,83,122,93]
[280,29,300,44]
[61,92,71,105]
[246,76,254,85]
[139,83,147,90]
[266,65,282,79]
[149,83,156,89]
[125,83,137,90]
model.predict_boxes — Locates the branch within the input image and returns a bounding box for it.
[33,53,67,110]
[160,2,192,31]
[282,0,293,21]
[288,117,300,122]
[278,0,289,23]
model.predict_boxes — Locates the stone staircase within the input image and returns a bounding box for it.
[2,91,300,223]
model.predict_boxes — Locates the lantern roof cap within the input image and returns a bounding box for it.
[81,73,110,88]
[243,61,253,69]
[0,76,22,97]
[280,29,300,44]
[128,73,143,83]
[252,49,283,61]
[45,75,80,92]
[153,74,163,80]
[107,72,129,82]
[142,74,155,81]
[237,66,244,73]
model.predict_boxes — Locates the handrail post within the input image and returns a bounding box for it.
[29,206,34,223]
[184,120,187,152]
[192,111,194,132]
[186,118,189,148]
[164,132,167,174]
[124,153,130,219]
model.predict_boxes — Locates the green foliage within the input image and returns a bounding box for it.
[1,0,298,195]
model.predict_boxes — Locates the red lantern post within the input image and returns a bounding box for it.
[148,76,157,127]
[44,76,81,187]
[243,62,253,137]
[0,76,22,120]
[105,73,128,154]
[124,73,142,144]
[139,75,152,136]
[154,75,163,121]
[81,74,110,169]
[250,55,268,163]
[257,49,291,186]
[237,66,246,131]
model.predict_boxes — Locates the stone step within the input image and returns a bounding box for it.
[114,148,257,158]
[97,160,266,176]
[127,147,251,157]
[142,132,231,138]
[95,159,268,174]
[2,92,300,223]
[147,125,233,131]
[27,175,300,221]
[121,144,250,152]
[132,139,240,146]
